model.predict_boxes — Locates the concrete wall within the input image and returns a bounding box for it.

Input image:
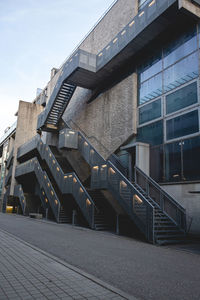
[162,183,200,235]
[64,73,137,159]
[10,101,43,195]
[79,0,138,54]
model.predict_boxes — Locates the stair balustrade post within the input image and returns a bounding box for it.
[45,208,48,220]
[116,214,120,235]
[92,205,95,230]
[146,179,149,197]
[72,210,77,226]
[160,192,164,211]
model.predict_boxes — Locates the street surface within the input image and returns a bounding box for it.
[0,213,200,300]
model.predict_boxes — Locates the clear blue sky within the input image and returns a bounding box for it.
[0,0,115,137]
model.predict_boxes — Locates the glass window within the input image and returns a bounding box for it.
[166,81,198,114]
[139,55,162,83]
[137,120,163,145]
[164,52,199,93]
[166,110,199,140]
[164,30,197,68]
[139,72,162,104]
[139,98,161,124]
[165,142,182,182]
[182,136,200,181]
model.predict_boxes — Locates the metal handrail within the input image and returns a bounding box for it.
[91,160,155,242]
[17,138,97,228]
[14,185,26,215]
[135,166,186,213]
[134,166,186,231]
[15,157,60,221]
[65,120,128,176]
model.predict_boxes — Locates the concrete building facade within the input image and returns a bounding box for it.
[0,0,200,245]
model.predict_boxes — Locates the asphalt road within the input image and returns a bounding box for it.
[0,213,200,300]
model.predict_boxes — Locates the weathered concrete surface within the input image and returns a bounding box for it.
[64,73,137,159]
[79,0,137,54]
[10,101,43,195]
[162,183,200,235]
[0,213,200,300]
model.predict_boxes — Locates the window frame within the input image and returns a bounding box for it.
[164,107,200,144]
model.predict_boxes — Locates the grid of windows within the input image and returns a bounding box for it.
[139,28,198,105]
[136,25,200,182]
[151,136,200,182]
[166,81,198,114]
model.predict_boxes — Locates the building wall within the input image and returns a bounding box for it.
[40,0,139,158]
[79,0,137,54]
[64,73,137,158]
[10,101,43,195]
[163,183,200,234]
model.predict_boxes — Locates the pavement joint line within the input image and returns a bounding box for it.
[0,227,137,300]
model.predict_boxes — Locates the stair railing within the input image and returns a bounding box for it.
[91,161,155,242]
[134,166,186,231]
[14,185,26,215]
[38,141,97,228]
[15,158,60,222]
[64,120,128,176]
[17,139,97,228]
[2,186,10,213]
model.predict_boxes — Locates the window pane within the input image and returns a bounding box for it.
[165,142,182,182]
[166,81,198,114]
[164,52,199,93]
[166,110,199,140]
[139,56,162,83]
[150,145,164,182]
[182,136,200,181]
[139,72,162,104]
[164,31,197,68]
[139,98,161,124]
[137,120,163,145]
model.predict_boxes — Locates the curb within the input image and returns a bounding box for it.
[0,227,137,300]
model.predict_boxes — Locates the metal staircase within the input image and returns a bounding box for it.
[16,133,187,244]
[59,128,187,244]
[38,83,76,131]
[16,139,97,228]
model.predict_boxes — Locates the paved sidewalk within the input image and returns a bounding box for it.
[0,213,200,300]
[0,230,133,300]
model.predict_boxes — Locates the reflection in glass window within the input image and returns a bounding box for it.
[166,110,199,140]
[139,72,162,104]
[166,81,198,114]
[139,56,162,83]
[165,142,182,182]
[139,98,161,124]
[183,136,200,181]
[164,32,197,68]
[164,52,199,93]
[137,120,163,145]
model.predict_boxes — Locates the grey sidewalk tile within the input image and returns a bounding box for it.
[0,230,132,300]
